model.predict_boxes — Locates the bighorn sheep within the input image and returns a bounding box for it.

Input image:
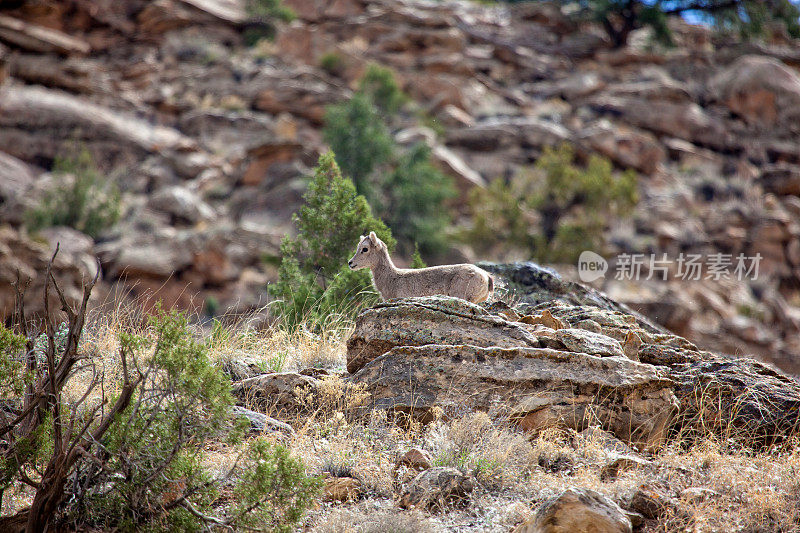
[348,232,493,302]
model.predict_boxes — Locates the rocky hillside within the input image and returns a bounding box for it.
[1,0,799,372]
[228,270,800,532]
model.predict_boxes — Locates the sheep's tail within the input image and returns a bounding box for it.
[488,275,494,294]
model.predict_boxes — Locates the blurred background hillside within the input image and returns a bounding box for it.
[2,0,800,372]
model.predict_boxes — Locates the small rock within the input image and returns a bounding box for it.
[554,328,625,358]
[399,467,474,510]
[622,331,642,361]
[759,164,800,196]
[230,406,294,435]
[149,185,215,224]
[600,453,652,482]
[520,309,565,330]
[626,485,677,520]
[397,448,432,471]
[574,319,602,333]
[232,372,320,412]
[515,487,632,533]
[573,427,635,455]
[323,476,362,502]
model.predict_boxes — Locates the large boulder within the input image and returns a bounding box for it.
[514,488,632,533]
[588,95,731,151]
[346,296,541,373]
[349,342,677,448]
[708,55,800,127]
[0,151,37,224]
[0,226,98,321]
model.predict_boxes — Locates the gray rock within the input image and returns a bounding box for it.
[232,372,320,414]
[477,262,667,335]
[149,185,216,224]
[349,343,677,449]
[600,453,653,482]
[399,467,474,510]
[230,406,294,434]
[626,485,679,521]
[707,54,800,127]
[554,328,625,358]
[347,296,540,374]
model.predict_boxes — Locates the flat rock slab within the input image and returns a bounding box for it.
[347,296,540,373]
[554,328,625,357]
[349,343,677,448]
[229,406,294,435]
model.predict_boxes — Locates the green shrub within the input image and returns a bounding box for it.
[466,144,637,263]
[243,0,296,45]
[68,309,319,531]
[25,148,121,238]
[359,63,408,116]
[323,92,393,201]
[411,243,427,269]
[232,438,322,532]
[319,51,345,76]
[0,325,29,400]
[246,0,295,21]
[323,66,456,258]
[268,152,394,329]
[380,143,456,257]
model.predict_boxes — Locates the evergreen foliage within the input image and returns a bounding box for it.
[243,0,296,45]
[381,143,456,257]
[571,0,800,47]
[323,65,455,258]
[25,148,121,238]
[0,302,319,531]
[467,144,637,264]
[323,93,393,201]
[268,152,394,328]
[72,309,319,531]
[411,243,427,269]
[358,63,408,116]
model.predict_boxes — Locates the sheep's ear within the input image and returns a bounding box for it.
[368,231,378,244]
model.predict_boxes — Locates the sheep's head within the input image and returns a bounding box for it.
[348,231,384,270]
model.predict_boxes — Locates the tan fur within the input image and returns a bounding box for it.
[348,232,493,303]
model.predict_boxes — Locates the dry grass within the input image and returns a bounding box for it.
[205,313,351,373]
[9,303,800,532]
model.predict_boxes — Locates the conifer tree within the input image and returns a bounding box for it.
[269,152,394,328]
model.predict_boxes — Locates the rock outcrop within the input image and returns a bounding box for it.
[346,293,800,449]
[1,0,799,377]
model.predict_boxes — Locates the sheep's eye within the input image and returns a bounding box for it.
[362,247,368,253]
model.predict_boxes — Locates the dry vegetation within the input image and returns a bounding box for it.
[174,308,800,532]
[4,295,800,532]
